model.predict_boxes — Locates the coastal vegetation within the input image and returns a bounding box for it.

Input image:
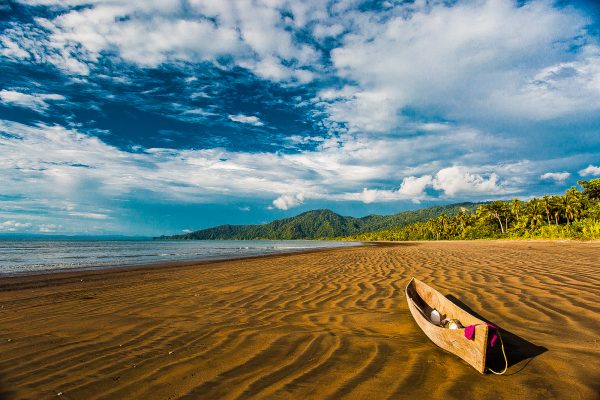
[162,179,600,241]
[344,179,600,241]
[161,203,481,240]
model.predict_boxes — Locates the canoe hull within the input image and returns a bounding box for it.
[406,278,489,373]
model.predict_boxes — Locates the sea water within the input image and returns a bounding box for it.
[0,239,360,275]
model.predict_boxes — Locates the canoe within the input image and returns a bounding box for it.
[405,277,490,373]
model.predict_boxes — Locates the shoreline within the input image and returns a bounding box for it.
[0,241,366,281]
[0,244,368,288]
[2,237,595,288]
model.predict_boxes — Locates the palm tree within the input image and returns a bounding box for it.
[511,198,523,228]
[439,214,451,238]
[454,211,470,235]
[480,201,510,234]
[542,195,551,225]
[578,178,600,201]
[425,219,438,240]
[565,187,584,222]
[550,195,563,226]
[525,198,544,229]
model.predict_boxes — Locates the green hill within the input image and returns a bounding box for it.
[159,202,481,240]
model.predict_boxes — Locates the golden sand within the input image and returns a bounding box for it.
[0,241,598,399]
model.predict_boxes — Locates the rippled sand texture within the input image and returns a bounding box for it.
[0,241,599,400]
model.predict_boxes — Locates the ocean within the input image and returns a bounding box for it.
[0,239,360,276]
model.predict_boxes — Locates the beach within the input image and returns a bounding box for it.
[0,241,598,399]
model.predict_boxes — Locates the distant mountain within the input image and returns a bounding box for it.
[159,202,481,240]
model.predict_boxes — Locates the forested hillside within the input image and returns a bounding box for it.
[162,179,600,241]
[161,203,480,240]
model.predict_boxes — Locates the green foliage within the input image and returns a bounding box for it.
[578,179,600,200]
[159,203,481,240]
[342,178,600,241]
[160,179,600,241]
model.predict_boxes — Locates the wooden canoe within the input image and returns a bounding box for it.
[406,277,489,373]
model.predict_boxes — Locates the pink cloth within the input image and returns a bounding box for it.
[488,324,498,347]
[464,323,498,347]
[464,324,476,340]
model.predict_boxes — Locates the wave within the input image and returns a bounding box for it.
[0,240,361,275]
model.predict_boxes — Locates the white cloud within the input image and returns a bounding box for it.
[0,90,65,112]
[398,175,433,197]
[0,20,92,74]
[6,1,323,81]
[313,23,344,40]
[540,172,570,182]
[0,37,30,59]
[35,4,243,69]
[0,119,536,207]
[317,87,398,133]
[350,188,414,204]
[39,223,60,233]
[182,108,215,116]
[0,220,32,232]
[6,0,598,120]
[358,188,379,204]
[228,114,264,126]
[432,166,504,197]
[343,166,509,204]
[0,118,575,232]
[324,0,597,132]
[579,165,600,177]
[68,212,110,220]
[272,193,304,210]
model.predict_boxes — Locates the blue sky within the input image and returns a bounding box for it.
[1,0,599,236]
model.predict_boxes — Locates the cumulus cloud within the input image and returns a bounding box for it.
[0,90,65,112]
[579,165,600,177]
[350,188,420,204]
[344,176,435,204]
[432,166,504,197]
[0,120,372,211]
[341,165,512,204]
[398,175,433,197]
[324,0,598,132]
[272,193,304,210]
[358,188,379,204]
[6,1,323,81]
[540,172,570,182]
[0,119,529,214]
[0,220,32,232]
[228,114,264,126]
[0,118,586,233]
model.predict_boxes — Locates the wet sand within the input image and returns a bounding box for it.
[0,241,598,399]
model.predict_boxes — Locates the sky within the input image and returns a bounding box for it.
[0,0,599,236]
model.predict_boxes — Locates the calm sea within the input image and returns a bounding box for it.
[0,239,360,276]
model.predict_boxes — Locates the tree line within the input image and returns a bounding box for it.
[160,203,481,240]
[344,179,600,241]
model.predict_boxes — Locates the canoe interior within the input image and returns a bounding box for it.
[406,277,489,373]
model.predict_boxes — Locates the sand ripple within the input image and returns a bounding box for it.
[0,241,599,399]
